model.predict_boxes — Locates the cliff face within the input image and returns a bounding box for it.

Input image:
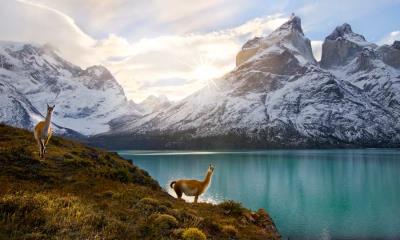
[0,124,280,239]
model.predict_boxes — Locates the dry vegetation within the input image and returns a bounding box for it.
[0,124,280,239]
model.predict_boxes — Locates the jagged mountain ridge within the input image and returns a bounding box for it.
[137,95,172,115]
[0,81,81,138]
[90,15,400,149]
[0,41,139,135]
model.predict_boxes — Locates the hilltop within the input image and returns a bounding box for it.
[0,124,280,239]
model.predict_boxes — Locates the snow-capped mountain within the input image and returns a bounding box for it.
[0,81,83,138]
[137,95,171,114]
[90,15,400,149]
[0,41,137,135]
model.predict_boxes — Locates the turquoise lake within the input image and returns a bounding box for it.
[118,149,400,239]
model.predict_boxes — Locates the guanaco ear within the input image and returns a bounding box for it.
[47,103,50,108]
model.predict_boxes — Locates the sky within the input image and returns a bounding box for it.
[0,0,399,102]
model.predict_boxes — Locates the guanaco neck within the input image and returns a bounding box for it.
[202,171,213,186]
[44,111,52,131]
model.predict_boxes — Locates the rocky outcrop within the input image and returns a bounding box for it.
[236,16,315,67]
[320,23,377,68]
[376,41,400,69]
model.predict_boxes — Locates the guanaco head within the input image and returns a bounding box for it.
[47,104,55,114]
[208,164,215,173]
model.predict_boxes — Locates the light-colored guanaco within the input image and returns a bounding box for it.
[170,164,215,203]
[33,104,55,159]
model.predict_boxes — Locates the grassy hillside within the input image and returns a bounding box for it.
[0,124,280,240]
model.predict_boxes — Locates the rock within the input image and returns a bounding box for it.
[376,42,400,69]
[393,40,400,50]
[320,23,376,68]
[351,47,377,72]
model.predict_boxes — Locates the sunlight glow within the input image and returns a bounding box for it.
[192,63,221,81]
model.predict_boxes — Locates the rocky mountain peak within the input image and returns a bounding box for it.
[90,18,400,150]
[275,14,304,35]
[0,41,136,135]
[326,23,356,40]
[320,23,375,68]
[325,23,370,44]
[236,15,315,68]
[138,95,171,114]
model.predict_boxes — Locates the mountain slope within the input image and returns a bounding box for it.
[137,95,172,115]
[0,41,137,135]
[0,81,82,138]
[0,124,280,239]
[90,15,400,149]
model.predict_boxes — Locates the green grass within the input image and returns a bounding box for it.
[0,124,280,239]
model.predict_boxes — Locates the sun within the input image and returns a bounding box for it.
[192,64,220,81]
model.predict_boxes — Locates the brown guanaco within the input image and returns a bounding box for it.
[170,164,215,203]
[33,104,55,159]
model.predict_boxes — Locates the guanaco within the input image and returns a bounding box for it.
[170,164,215,203]
[34,104,55,159]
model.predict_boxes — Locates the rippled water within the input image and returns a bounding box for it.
[118,149,400,239]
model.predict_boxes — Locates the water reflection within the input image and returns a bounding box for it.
[119,149,400,239]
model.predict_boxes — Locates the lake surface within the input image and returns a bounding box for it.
[118,149,400,239]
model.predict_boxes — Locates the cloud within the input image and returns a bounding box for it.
[378,31,400,45]
[1,0,288,102]
[26,0,251,37]
[104,14,288,101]
[311,40,323,61]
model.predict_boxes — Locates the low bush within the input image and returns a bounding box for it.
[153,214,178,230]
[182,227,207,240]
[221,225,238,238]
[218,200,245,216]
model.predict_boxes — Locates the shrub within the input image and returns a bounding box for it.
[112,168,131,183]
[138,197,159,206]
[135,197,167,215]
[221,225,238,238]
[182,227,207,240]
[153,214,178,230]
[199,217,221,235]
[218,200,245,216]
[173,209,202,227]
[1,146,36,164]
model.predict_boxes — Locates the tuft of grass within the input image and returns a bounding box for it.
[218,200,245,216]
[173,208,202,228]
[147,213,179,235]
[112,168,131,183]
[182,227,207,240]
[221,225,238,238]
[153,214,178,229]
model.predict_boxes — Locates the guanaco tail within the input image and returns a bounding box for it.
[170,164,215,203]
[33,104,55,159]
